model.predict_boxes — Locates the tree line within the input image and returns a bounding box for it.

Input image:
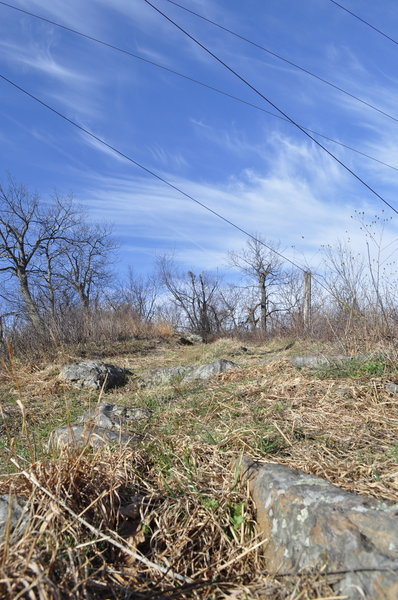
[1,178,397,351]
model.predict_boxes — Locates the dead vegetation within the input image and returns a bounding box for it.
[1,337,398,598]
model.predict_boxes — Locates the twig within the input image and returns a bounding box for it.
[10,458,193,585]
[216,538,268,572]
[273,421,293,447]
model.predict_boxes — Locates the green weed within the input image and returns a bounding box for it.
[316,357,387,379]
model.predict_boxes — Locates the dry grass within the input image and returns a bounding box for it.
[1,337,398,598]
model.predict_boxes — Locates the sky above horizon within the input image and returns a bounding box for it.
[1,0,398,281]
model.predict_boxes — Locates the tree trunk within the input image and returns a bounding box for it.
[18,269,41,328]
[259,273,267,332]
[303,271,311,331]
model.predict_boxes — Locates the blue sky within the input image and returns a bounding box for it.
[1,0,398,279]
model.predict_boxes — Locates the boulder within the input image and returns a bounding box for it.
[48,424,142,449]
[241,457,398,600]
[60,361,130,390]
[141,365,193,386]
[77,403,150,429]
[142,359,239,387]
[181,359,238,383]
[178,336,194,346]
[386,382,398,394]
[185,333,203,344]
[0,495,28,541]
[290,355,350,368]
[335,387,352,398]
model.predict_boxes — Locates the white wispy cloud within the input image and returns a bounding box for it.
[146,144,189,170]
[72,130,387,271]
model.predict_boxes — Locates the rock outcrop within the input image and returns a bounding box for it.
[181,359,238,383]
[48,424,142,449]
[142,359,238,386]
[49,402,150,449]
[141,365,192,386]
[290,355,350,368]
[60,361,130,390]
[77,403,150,429]
[241,458,398,600]
[0,495,28,541]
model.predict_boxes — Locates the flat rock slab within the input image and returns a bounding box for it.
[141,365,192,386]
[242,458,398,600]
[77,403,151,430]
[386,382,398,394]
[290,355,351,368]
[60,361,130,390]
[142,359,238,386]
[48,424,142,449]
[0,495,28,542]
[181,359,238,383]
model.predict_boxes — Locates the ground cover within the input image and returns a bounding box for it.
[0,337,398,598]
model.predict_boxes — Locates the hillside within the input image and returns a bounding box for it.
[1,337,398,599]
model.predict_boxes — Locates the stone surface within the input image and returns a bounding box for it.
[142,359,239,387]
[0,495,28,541]
[178,336,194,346]
[241,457,398,600]
[185,333,204,344]
[335,387,352,398]
[290,355,350,368]
[48,424,142,449]
[60,361,130,390]
[77,403,150,429]
[386,382,398,394]
[141,365,193,386]
[181,359,238,383]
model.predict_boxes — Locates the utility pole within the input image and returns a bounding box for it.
[303,271,311,331]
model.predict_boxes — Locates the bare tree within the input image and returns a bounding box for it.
[56,223,116,310]
[0,180,78,326]
[110,267,159,322]
[228,236,284,333]
[158,256,221,340]
[321,240,365,314]
[0,178,116,325]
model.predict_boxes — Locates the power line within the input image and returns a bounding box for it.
[0,70,337,299]
[329,0,398,47]
[2,2,398,133]
[0,73,304,271]
[158,0,398,126]
[1,1,397,173]
[144,0,398,217]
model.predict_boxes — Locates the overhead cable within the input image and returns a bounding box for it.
[1,1,397,172]
[144,0,398,217]
[2,0,398,128]
[158,0,398,125]
[329,0,398,47]
[1,71,334,294]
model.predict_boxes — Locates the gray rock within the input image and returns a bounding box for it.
[141,365,193,386]
[335,387,352,398]
[142,359,239,387]
[77,403,150,429]
[0,495,28,541]
[182,359,238,383]
[386,382,398,394]
[178,336,194,346]
[185,333,203,344]
[60,361,130,390]
[48,424,142,449]
[242,457,398,600]
[291,355,350,368]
